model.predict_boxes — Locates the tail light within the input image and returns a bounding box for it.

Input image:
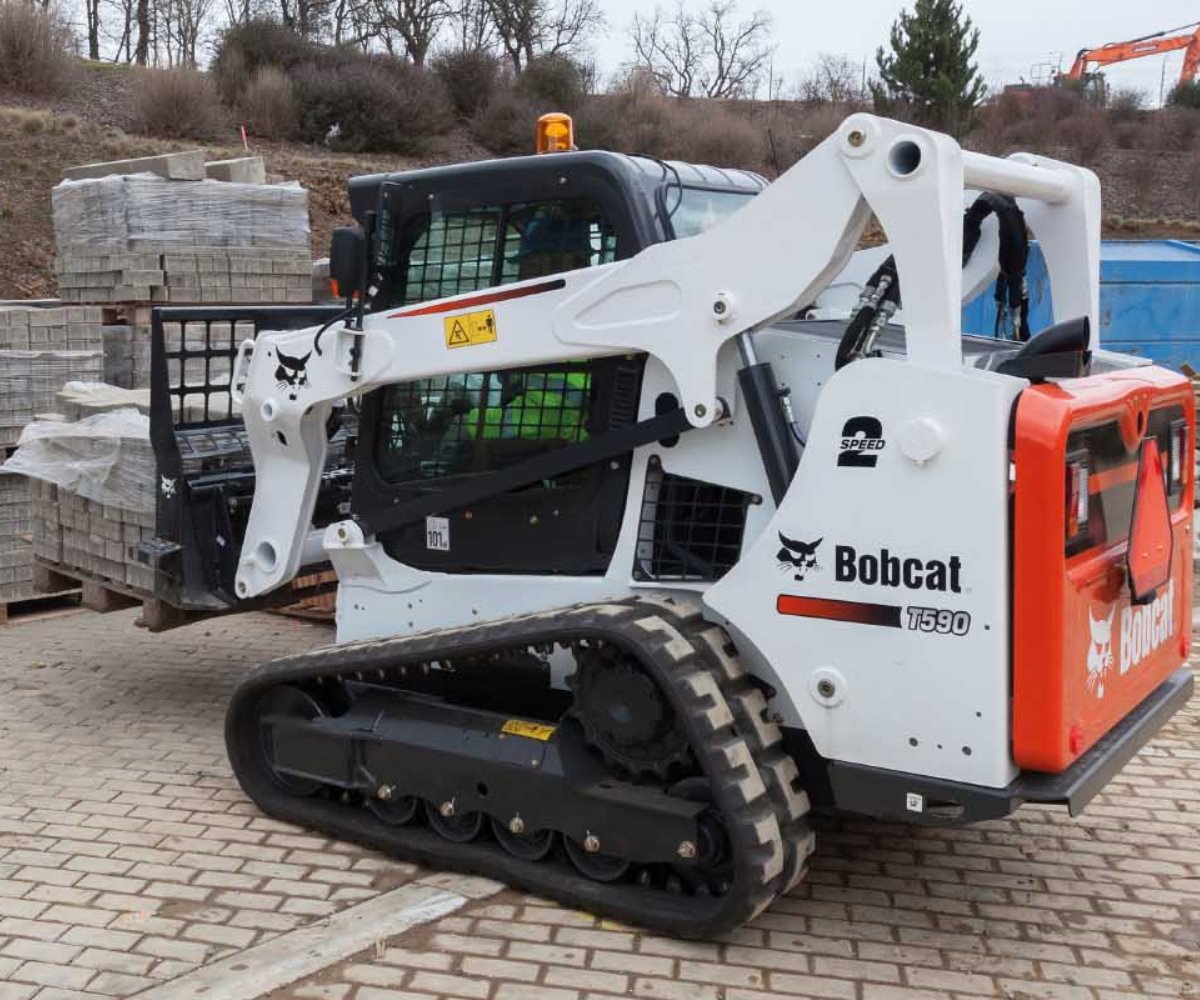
[1065,451,1089,543]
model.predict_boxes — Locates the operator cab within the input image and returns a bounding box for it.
[341,150,765,579]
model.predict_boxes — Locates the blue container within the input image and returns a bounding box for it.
[962,240,1200,371]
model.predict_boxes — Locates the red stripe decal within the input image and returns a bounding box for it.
[776,595,903,628]
[387,278,567,319]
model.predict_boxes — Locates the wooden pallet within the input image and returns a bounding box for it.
[34,562,144,614]
[271,570,337,624]
[34,559,339,631]
[100,304,156,328]
[0,587,82,626]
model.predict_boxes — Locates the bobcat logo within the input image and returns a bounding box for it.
[777,534,823,582]
[275,350,312,401]
[1086,605,1116,698]
[159,474,176,499]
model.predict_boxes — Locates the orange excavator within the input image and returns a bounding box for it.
[1066,21,1200,88]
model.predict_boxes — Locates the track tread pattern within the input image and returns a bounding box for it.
[226,595,813,936]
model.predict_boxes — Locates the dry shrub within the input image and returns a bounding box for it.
[514,53,586,112]
[470,87,541,155]
[1058,110,1110,165]
[1113,122,1142,150]
[239,66,297,140]
[1107,87,1146,123]
[1171,80,1200,110]
[433,47,505,119]
[0,0,75,95]
[1128,152,1160,212]
[130,68,224,140]
[213,18,313,102]
[293,56,450,153]
[572,70,676,159]
[673,101,766,170]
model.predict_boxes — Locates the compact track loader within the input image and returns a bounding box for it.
[141,113,1194,936]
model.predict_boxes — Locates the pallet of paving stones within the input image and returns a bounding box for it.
[57,247,313,305]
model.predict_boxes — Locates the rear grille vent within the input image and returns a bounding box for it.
[634,466,751,583]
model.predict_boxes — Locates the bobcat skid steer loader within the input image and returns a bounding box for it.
[140,113,1194,936]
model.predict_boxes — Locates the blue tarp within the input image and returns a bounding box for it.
[962,240,1200,371]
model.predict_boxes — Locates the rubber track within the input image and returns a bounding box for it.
[226,594,814,937]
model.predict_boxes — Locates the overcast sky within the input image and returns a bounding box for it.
[588,1,1200,103]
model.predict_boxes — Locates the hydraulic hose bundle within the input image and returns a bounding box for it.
[836,192,1031,370]
[963,192,1031,342]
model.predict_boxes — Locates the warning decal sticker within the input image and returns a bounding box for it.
[444,309,498,349]
[500,719,556,741]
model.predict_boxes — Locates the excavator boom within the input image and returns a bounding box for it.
[1067,22,1200,84]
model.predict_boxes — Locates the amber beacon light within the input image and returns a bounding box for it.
[536,113,574,154]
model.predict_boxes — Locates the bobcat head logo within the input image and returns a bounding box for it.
[275,350,311,401]
[1086,605,1116,698]
[777,533,823,581]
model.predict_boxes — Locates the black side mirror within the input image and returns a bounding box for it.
[329,224,368,301]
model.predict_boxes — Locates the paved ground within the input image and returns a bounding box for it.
[0,606,1199,1000]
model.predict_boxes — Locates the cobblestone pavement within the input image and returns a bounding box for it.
[2,608,1200,1000]
[0,607,425,1000]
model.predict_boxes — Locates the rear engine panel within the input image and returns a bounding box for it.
[1012,367,1194,772]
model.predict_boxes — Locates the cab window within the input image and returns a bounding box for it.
[670,187,756,239]
[377,197,618,485]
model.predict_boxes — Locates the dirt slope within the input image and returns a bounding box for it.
[0,100,488,300]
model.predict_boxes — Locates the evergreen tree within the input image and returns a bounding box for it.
[871,0,986,136]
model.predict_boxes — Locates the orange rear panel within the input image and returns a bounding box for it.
[1012,367,1194,773]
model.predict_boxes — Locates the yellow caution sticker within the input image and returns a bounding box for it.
[444,309,497,349]
[500,719,556,741]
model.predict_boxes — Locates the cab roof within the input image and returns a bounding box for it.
[347,149,767,224]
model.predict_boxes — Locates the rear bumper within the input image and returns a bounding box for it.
[827,667,1193,824]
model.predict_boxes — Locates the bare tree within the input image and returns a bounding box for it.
[796,53,864,104]
[484,0,602,73]
[630,2,699,97]
[160,0,214,65]
[374,0,450,64]
[278,0,330,39]
[630,0,772,99]
[448,0,494,50]
[102,0,136,61]
[135,0,149,64]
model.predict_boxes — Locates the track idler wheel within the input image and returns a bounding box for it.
[491,818,556,861]
[426,801,484,842]
[253,685,329,797]
[669,776,732,897]
[564,835,631,883]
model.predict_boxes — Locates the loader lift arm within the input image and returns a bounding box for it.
[233,114,1100,600]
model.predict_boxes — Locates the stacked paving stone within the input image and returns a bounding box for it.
[7,396,156,596]
[50,151,312,389]
[32,479,156,593]
[52,154,311,306]
[0,350,104,447]
[55,247,312,305]
[0,304,104,350]
[0,306,105,600]
[0,474,33,600]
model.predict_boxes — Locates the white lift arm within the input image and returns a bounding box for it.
[233,113,1100,599]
